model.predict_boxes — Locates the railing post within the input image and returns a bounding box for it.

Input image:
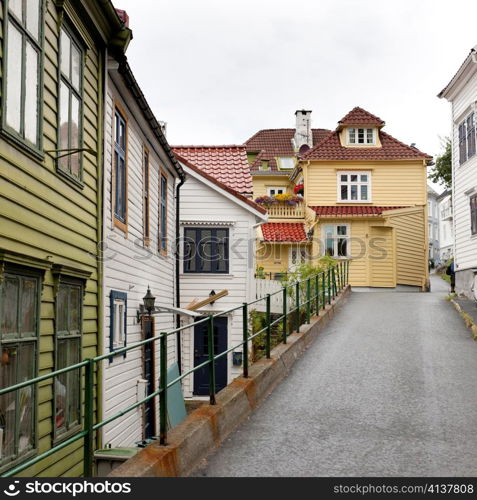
[306,278,311,324]
[159,331,168,444]
[315,274,319,314]
[295,282,300,333]
[83,358,94,477]
[338,262,342,290]
[347,260,349,284]
[207,315,216,405]
[332,266,337,298]
[327,268,331,304]
[242,303,249,377]
[266,294,271,359]
[282,287,287,344]
[322,272,326,310]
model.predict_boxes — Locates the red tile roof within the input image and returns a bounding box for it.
[172,146,253,195]
[338,106,385,127]
[245,128,331,172]
[302,130,432,161]
[310,206,407,217]
[174,153,266,215]
[261,222,307,242]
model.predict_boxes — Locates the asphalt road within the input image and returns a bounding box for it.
[192,275,477,476]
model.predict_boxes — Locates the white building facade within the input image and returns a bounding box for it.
[439,46,477,297]
[101,57,184,447]
[175,157,267,398]
[428,185,440,266]
[438,190,453,263]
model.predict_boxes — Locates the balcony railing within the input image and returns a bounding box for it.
[266,202,305,219]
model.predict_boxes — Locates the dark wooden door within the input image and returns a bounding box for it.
[193,316,228,395]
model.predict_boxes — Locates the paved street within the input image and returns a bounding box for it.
[193,275,477,477]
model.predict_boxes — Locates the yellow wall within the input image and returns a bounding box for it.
[313,219,371,286]
[256,243,290,274]
[252,175,292,197]
[304,161,427,206]
[386,208,427,287]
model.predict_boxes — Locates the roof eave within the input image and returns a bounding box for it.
[438,50,477,100]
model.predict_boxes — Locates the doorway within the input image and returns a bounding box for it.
[193,316,228,395]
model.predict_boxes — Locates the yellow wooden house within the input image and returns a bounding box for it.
[247,108,432,289]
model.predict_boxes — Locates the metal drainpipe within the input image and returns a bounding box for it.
[175,175,186,373]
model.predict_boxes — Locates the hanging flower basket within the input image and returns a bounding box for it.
[294,183,304,196]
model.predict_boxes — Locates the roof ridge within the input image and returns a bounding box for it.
[338,106,385,125]
[174,153,266,215]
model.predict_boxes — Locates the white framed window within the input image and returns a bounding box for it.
[276,157,295,170]
[323,224,349,258]
[267,187,285,196]
[338,171,371,202]
[348,128,375,145]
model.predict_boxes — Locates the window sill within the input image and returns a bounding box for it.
[180,273,234,278]
[113,218,128,236]
[53,424,82,447]
[1,128,44,163]
[0,448,37,476]
[336,200,373,204]
[56,167,85,190]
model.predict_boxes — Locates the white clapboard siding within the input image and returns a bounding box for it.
[179,171,265,397]
[449,69,477,272]
[101,76,179,447]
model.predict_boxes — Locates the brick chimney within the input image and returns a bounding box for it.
[293,110,312,150]
[115,9,129,27]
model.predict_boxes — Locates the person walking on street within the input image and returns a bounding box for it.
[446,259,455,293]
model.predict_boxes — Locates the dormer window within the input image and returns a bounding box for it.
[277,157,295,170]
[348,128,375,145]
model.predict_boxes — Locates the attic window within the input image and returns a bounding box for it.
[259,160,270,171]
[348,128,375,145]
[277,157,295,170]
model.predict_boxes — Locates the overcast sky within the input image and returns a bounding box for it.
[115,0,477,190]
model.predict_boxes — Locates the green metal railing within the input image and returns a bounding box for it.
[0,261,349,478]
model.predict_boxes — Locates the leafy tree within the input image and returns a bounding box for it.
[428,137,452,189]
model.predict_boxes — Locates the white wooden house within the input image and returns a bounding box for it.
[101,56,185,447]
[173,151,267,397]
[439,46,477,297]
[438,189,453,263]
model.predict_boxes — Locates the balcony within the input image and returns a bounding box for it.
[267,202,305,219]
[254,195,305,219]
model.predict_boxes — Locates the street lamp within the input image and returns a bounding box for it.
[143,286,156,316]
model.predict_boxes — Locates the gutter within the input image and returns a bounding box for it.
[175,176,186,373]
[116,57,185,182]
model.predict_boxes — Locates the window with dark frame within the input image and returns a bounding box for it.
[114,109,127,226]
[143,148,150,245]
[109,291,127,354]
[54,280,82,438]
[4,0,43,148]
[470,195,477,235]
[159,173,167,253]
[58,26,84,180]
[0,267,40,466]
[467,113,476,159]
[184,227,229,274]
[459,112,477,165]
